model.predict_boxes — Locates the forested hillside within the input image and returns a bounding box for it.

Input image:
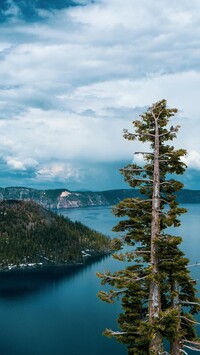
[0,200,111,270]
[1,187,199,209]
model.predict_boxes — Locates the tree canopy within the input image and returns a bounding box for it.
[0,200,111,269]
[97,99,200,354]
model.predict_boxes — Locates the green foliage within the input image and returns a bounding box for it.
[97,99,200,354]
[0,200,111,268]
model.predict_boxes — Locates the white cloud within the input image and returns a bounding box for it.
[0,0,200,188]
[6,158,26,171]
[0,107,136,163]
[36,163,81,182]
[5,157,39,171]
[182,151,200,170]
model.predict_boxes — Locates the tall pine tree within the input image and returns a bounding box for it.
[97,99,200,354]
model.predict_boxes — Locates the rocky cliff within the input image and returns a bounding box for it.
[0,187,140,209]
[0,187,199,209]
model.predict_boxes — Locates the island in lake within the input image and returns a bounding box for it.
[0,200,111,271]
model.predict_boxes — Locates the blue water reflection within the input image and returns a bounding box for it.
[0,204,199,355]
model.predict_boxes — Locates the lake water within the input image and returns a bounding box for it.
[0,204,199,355]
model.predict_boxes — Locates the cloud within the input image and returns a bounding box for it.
[0,0,200,189]
[5,157,39,171]
[6,158,26,171]
[0,0,88,23]
[36,163,81,182]
[182,151,200,170]
[0,107,137,164]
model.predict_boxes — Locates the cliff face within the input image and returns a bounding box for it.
[0,187,199,209]
[0,187,140,209]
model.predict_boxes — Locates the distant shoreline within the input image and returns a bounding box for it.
[0,252,111,273]
[0,252,112,273]
[1,187,200,209]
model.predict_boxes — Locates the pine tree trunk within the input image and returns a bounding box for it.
[170,281,181,355]
[171,341,181,355]
[149,115,163,354]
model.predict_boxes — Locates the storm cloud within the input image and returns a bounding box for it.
[0,0,200,189]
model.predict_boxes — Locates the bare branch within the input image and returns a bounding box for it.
[183,345,200,352]
[122,168,145,172]
[183,340,200,346]
[159,152,174,158]
[106,330,139,336]
[102,274,149,283]
[119,199,152,205]
[158,132,170,137]
[160,181,175,185]
[181,301,200,307]
[160,198,171,204]
[180,316,200,325]
[109,331,127,335]
[135,133,155,137]
[118,207,145,211]
[183,340,200,354]
[134,151,154,155]
[131,250,151,254]
[187,263,200,268]
[151,108,163,121]
[180,350,188,355]
[131,177,153,183]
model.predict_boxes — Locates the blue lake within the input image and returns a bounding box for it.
[0,204,199,355]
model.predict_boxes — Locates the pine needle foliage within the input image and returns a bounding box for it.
[97,100,200,354]
[0,200,111,268]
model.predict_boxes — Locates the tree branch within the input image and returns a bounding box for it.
[187,263,200,268]
[160,181,175,185]
[180,316,200,325]
[131,177,153,183]
[102,274,149,283]
[107,289,128,300]
[135,133,155,137]
[160,198,171,204]
[183,345,200,352]
[180,350,188,355]
[122,168,145,172]
[183,340,200,346]
[120,199,152,205]
[134,151,154,155]
[105,329,139,336]
[159,153,174,158]
[181,301,200,307]
[131,250,151,254]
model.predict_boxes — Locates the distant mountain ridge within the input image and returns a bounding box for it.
[0,187,200,209]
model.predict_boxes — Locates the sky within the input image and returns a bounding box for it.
[0,0,200,191]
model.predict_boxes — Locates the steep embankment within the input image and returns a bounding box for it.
[0,187,145,208]
[0,200,111,270]
[0,187,199,209]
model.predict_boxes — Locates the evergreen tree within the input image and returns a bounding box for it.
[97,99,200,354]
[0,200,111,267]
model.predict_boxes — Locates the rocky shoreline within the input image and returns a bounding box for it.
[0,251,111,273]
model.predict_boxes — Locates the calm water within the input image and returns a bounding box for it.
[0,204,199,355]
